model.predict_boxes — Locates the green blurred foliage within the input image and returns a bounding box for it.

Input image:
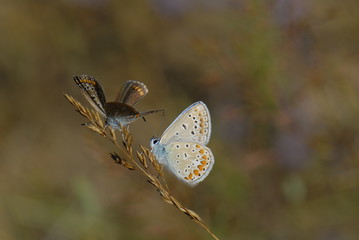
[0,0,359,239]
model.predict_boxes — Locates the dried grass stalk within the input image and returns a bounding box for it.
[65,93,219,240]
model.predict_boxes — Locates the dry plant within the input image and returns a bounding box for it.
[64,94,219,240]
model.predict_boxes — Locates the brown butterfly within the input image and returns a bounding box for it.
[73,75,164,129]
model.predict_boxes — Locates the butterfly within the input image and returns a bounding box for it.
[150,101,214,186]
[73,75,164,129]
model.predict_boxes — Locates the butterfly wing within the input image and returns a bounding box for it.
[163,142,214,186]
[115,80,148,106]
[160,101,211,145]
[73,75,107,117]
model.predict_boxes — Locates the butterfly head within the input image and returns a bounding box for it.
[150,137,160,148]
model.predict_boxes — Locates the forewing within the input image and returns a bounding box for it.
[115,80,148,106]
[73,75,106,117]
[160,101,211,145]
[165,142,214,186]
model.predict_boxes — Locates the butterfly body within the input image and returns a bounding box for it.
[73,75,164,129]
[151,101,214,186]
[104,102,140,128]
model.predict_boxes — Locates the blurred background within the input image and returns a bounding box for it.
[1,0,359,239]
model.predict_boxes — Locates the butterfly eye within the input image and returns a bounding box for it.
[150,138,159,147]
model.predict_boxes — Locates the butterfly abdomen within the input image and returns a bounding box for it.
[151,144,168,165]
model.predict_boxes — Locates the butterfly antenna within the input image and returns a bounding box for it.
[138,108,165,135]
[160,109,166,135]
[142,117,158,139]
[139,109,165,118]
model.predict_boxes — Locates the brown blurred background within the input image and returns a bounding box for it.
[1,0,359,239]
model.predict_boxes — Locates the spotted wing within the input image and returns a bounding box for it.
[164,142,214,186]
[160,101,211,145]
[115,80,148,106]
[73,75,106,117]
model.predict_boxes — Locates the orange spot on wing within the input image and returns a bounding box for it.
[198,165,204,171]
[134,86,145,95]
[188,173,193,180]
[196,144,201,148]
[200,129,205,134]
[202,155,208,160]
[83,80,95,84]
[201,160,207,165]
[199,149,205,154]
[200,122,205,127]
[194,170,200,176]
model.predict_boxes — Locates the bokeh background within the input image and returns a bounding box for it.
[1,0,359,239]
